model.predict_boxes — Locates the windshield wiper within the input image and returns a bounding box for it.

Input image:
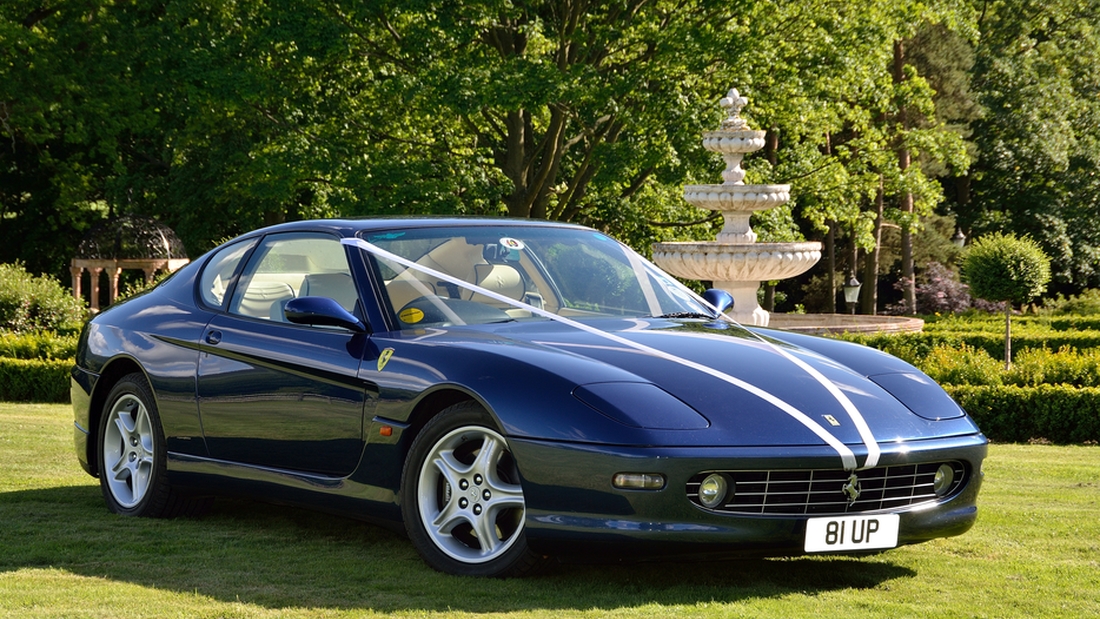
[654,311,717,319]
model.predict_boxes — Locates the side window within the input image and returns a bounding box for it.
[199,239,256,309]
[228,233,357,322]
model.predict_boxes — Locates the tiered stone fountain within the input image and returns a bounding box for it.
[652,89,822,326]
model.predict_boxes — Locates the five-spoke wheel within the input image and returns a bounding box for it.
[102,391,156,509]
[402,402,541,577]
[97,373,209,518]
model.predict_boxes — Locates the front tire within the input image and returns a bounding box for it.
[401,402,541,577]
[98,373,208,518]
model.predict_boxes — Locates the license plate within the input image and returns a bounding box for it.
[804,514,899,553]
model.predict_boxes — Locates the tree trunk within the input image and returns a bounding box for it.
[1004,303,1012,371]
[894,39,917,314]
[502,109,530,218]
[825,221,836,313]
[822,133,836,313]
[849,225,860,314]
[860,177,885,314]
[955,175,972,236]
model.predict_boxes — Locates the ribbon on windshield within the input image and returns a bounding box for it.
[343,237,877,471]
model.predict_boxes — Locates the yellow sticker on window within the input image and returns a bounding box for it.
[399,307,425,324]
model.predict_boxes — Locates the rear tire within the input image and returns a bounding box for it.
[98,373,210,518]
[401,402,542,577]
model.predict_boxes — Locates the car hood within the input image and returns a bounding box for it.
[389,317,977,458]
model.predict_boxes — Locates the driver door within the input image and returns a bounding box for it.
[197,232,374,476]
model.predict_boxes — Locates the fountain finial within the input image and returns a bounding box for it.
[719,88,750,130]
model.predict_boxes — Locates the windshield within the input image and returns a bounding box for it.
[357,225,715,328]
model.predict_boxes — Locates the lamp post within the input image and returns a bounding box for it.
[843,276,862,315]
[952,229,967,248]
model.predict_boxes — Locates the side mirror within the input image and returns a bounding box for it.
[285,297,367,333]
[702,288,734,314]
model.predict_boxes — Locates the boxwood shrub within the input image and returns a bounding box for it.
[0,357,72,403]
[947,384,1100,444]
[842,331,1100,362]
[0,331,78,360]
[0,263,85,334]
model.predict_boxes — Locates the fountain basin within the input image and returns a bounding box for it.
[701,129,768,153]
[683,184,791,212]
[652,241,822,282]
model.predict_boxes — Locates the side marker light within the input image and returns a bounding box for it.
[612,473,666,491]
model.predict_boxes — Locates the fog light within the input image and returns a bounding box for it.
[612,473,665,490]
[698,473,731,508]
[933,464,955,496]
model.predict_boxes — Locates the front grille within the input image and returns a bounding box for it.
[687,461,966,516]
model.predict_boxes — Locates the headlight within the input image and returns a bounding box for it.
[698,473,731,508]
[933,463,955,496]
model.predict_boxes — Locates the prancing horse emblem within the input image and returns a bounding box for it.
[842,473,862,505]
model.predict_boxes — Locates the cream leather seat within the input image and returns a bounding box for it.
[301,272,358,312]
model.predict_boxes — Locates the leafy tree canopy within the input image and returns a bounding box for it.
[4,0,1097,307]
[962,232,1052,306]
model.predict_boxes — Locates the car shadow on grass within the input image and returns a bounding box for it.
[0,485,916,613]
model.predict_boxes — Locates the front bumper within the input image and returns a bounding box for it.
[510,434,986,558]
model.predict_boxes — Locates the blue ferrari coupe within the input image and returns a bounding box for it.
[72,218,986,576]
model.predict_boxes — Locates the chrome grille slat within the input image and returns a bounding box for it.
[687,461,966,516]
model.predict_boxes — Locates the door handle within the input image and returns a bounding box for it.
[205,330,222,345]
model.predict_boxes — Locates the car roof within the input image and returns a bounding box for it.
[243,217,591,239]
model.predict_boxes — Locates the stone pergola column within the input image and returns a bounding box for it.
[89,267,103,312]
[109,266,123,304]
[70,266,84,302]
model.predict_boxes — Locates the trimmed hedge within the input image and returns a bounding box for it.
[947,384,1100,444]
[0,331,78,360]
[0,357,72,403]
[840,331,1100,363]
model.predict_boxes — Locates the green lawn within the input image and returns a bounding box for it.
[1,403,1097,618]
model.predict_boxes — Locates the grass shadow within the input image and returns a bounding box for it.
[0,485,915,612]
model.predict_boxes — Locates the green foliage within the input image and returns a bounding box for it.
[904,342,1100,390]
[947,384,1100,444]
[1007,346,1100,388]
[0,263,85,334]
[0,331,78,360]
[961,233,1052,306]
[843,329,1100,370]
[1043,289,1100,316]
[842,310,1100,443]
[962,0,1100,290]
[0,0,982,277]
[3,0,1100,305]
[0,357,71,402]
[919,344,1003,386]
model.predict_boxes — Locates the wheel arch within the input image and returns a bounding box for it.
[402,387,482,450]
[85,356,150,477]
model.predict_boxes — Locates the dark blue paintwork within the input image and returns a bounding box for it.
[72,218,987,560]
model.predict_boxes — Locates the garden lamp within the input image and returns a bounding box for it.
[843,276,861,314]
